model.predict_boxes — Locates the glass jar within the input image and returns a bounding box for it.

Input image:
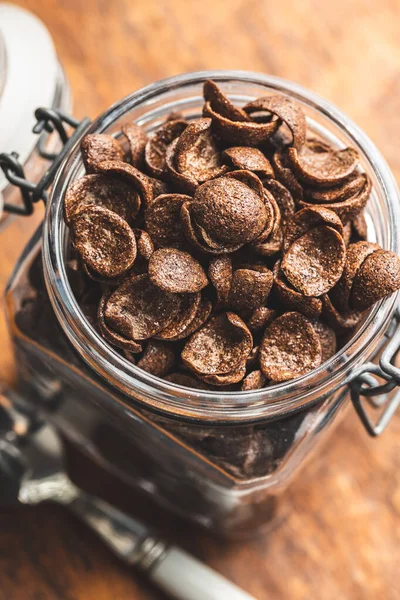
[5,71,400,538]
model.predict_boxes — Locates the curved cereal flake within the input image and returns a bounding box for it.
[241,370,266,391]
[132,229,154,260]
[251,189,282,256]
[122,122,148,169]
[283,206,344,252]
[310,319,337,362]
[227,268,273,314]
[247,307,277,333]
[203,80,250,122]
[160,297,212,342]
[201,363,247,386]
[82,261,126,285]
[273,261,322,318]
[272,149,304,200]
[104,274,181,341]
[260,312,321,382]
[148,248,208,293]
[165,138,198,194]
[174,118,228,183]
[304,172,366,203]
[96,159,154,207]
[262,179,295,227]
[191,175,267,247]
[281,226,346,297]
[223,147,274,178]
[330,241,380,311]
[287,140,359,186]
[225,169,265,199]
[144,119,187,178]
[98,292,142,353]
[64,174,141,226]
[70,205,137,278]
[321,294,365,331]
[145,193,191,248]
[81,134,124,173]
[181,312,252,376]
[243,95,306,150]
[350,250,400,311]
[137,340,176,377]
[299,174,371,222]
[155,293,201,340]
[203,101,279,146]
[208,256,233,306]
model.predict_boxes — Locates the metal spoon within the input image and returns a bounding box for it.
[0,389,256,600]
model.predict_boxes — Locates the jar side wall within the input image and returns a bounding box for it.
[6,235,351,535]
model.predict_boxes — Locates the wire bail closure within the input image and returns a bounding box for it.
[0,108,90,215]
[349,305,400,436]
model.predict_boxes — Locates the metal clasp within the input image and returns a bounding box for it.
[349,306,400,436]
[0,108,90,215]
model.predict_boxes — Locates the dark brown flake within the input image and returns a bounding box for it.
[70,205,137,278]
[260,312,322,382]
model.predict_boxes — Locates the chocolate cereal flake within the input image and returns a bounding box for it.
[96,159,154,207]
[247,307,277,333]
[98,292,142,353]
[350,250,400,311]
[81,134,124,173]
[182,312,252,376]
[104,274,181,341]
[145,193,190,249]
[208,256,233,306]
[223,147,274,178]
[281,225,346,297]
[174,118,228,184]
[145,119,187,178]
[330,241,380,311]
[122,122,148,169]
[133,229,154,261]
[243,95,306,150]
[64,174,141,226]
[287,140,359,186]
[203,80,250,122]
[184,174,268,253]
[155,293,201,340]
[241,370,266,391]
[227,268,273,314]
[310,319,337,362]
[137,340,176,377]
[260,312,322,382]
[299,174,372,222]
[149,248,208,294]
[273,262,323,319]
[70,205,137,278]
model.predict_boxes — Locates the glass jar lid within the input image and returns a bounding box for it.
[0,3,71,217]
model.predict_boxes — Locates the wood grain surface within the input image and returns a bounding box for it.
[1,1,400,598]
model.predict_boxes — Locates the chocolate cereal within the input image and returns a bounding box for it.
[63,80,400,392]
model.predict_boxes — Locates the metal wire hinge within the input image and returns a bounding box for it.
[0,108,90,215]
[349,305,400,436]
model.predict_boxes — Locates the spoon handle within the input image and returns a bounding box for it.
[68,491,256,600]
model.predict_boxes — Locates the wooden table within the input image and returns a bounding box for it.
[1,1,400,598]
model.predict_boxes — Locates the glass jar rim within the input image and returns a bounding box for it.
[43,70,400,423]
